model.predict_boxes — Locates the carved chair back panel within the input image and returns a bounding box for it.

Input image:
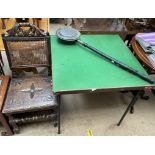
[2,23,51,70]
[6,40,50,68]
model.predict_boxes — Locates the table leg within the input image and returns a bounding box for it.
[56,94,61,134]
[117,90,142,126]
[140,90,149,100]
[0,112,13,136]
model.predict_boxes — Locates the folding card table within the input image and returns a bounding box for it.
[51,34,155,134]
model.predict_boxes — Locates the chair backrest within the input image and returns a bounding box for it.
[2,23,51,76]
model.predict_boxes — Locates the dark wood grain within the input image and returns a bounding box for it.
[131,37,155,72]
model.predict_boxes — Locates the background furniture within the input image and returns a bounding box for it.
[125,19,155,33]
[15,18,42,28]
[125,18,155,47]
[0,18,9,29]
[2,23,59,134]
[51,34,155,132]
[131,37,155,74]
[0,76,13,136]
[0,18,48,50]
[72,18,127,40]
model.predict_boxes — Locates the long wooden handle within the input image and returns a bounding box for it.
[77,40,154,84]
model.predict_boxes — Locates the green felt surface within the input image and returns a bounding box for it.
[51,35,154,93]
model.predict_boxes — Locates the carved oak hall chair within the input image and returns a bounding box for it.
[2,23,59,134]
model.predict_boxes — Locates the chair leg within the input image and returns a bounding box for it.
[8,115,20,134]
[0,112,13,136]
[12,69,18,78]
[53,110,58,127]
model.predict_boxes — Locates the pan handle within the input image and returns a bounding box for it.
[77,40,154,84]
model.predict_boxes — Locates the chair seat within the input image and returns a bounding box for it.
[2,76,57,114]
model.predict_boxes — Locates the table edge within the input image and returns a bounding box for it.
[53,85,154,95]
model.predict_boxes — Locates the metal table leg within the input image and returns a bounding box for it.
[140,90,149,100]
[56,95,61,134]
[117,90,142,126]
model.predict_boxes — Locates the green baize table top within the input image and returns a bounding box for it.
[51,34,154,94]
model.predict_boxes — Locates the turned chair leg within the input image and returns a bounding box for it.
[0,113,13,136]
[53,113,58,127]
[8,115,20,134]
